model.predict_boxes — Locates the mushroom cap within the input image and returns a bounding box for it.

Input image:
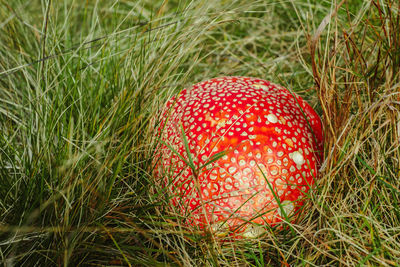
[157,76,323,238]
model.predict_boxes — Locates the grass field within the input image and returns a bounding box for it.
[1,0,399,266]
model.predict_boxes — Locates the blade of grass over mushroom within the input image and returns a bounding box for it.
[158,138,192,171]
[179,123,197,175]
[256,163,296,235]
[196,150,227,172]
[198,187,268,235]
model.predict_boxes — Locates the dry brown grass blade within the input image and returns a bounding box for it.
[310,0,346,84]
[309,0,346,161]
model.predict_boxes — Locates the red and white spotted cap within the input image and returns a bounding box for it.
[157,76,323,238]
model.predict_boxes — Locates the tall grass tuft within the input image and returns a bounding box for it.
[308,0,400,265]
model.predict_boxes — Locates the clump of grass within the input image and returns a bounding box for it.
[0,0,399,265]
[306,0,400,265]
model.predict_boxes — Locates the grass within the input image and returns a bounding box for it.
[0,0,399,265]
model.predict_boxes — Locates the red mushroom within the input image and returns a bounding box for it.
[156,76,323,238]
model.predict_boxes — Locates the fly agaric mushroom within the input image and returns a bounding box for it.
[157,76,323,238]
